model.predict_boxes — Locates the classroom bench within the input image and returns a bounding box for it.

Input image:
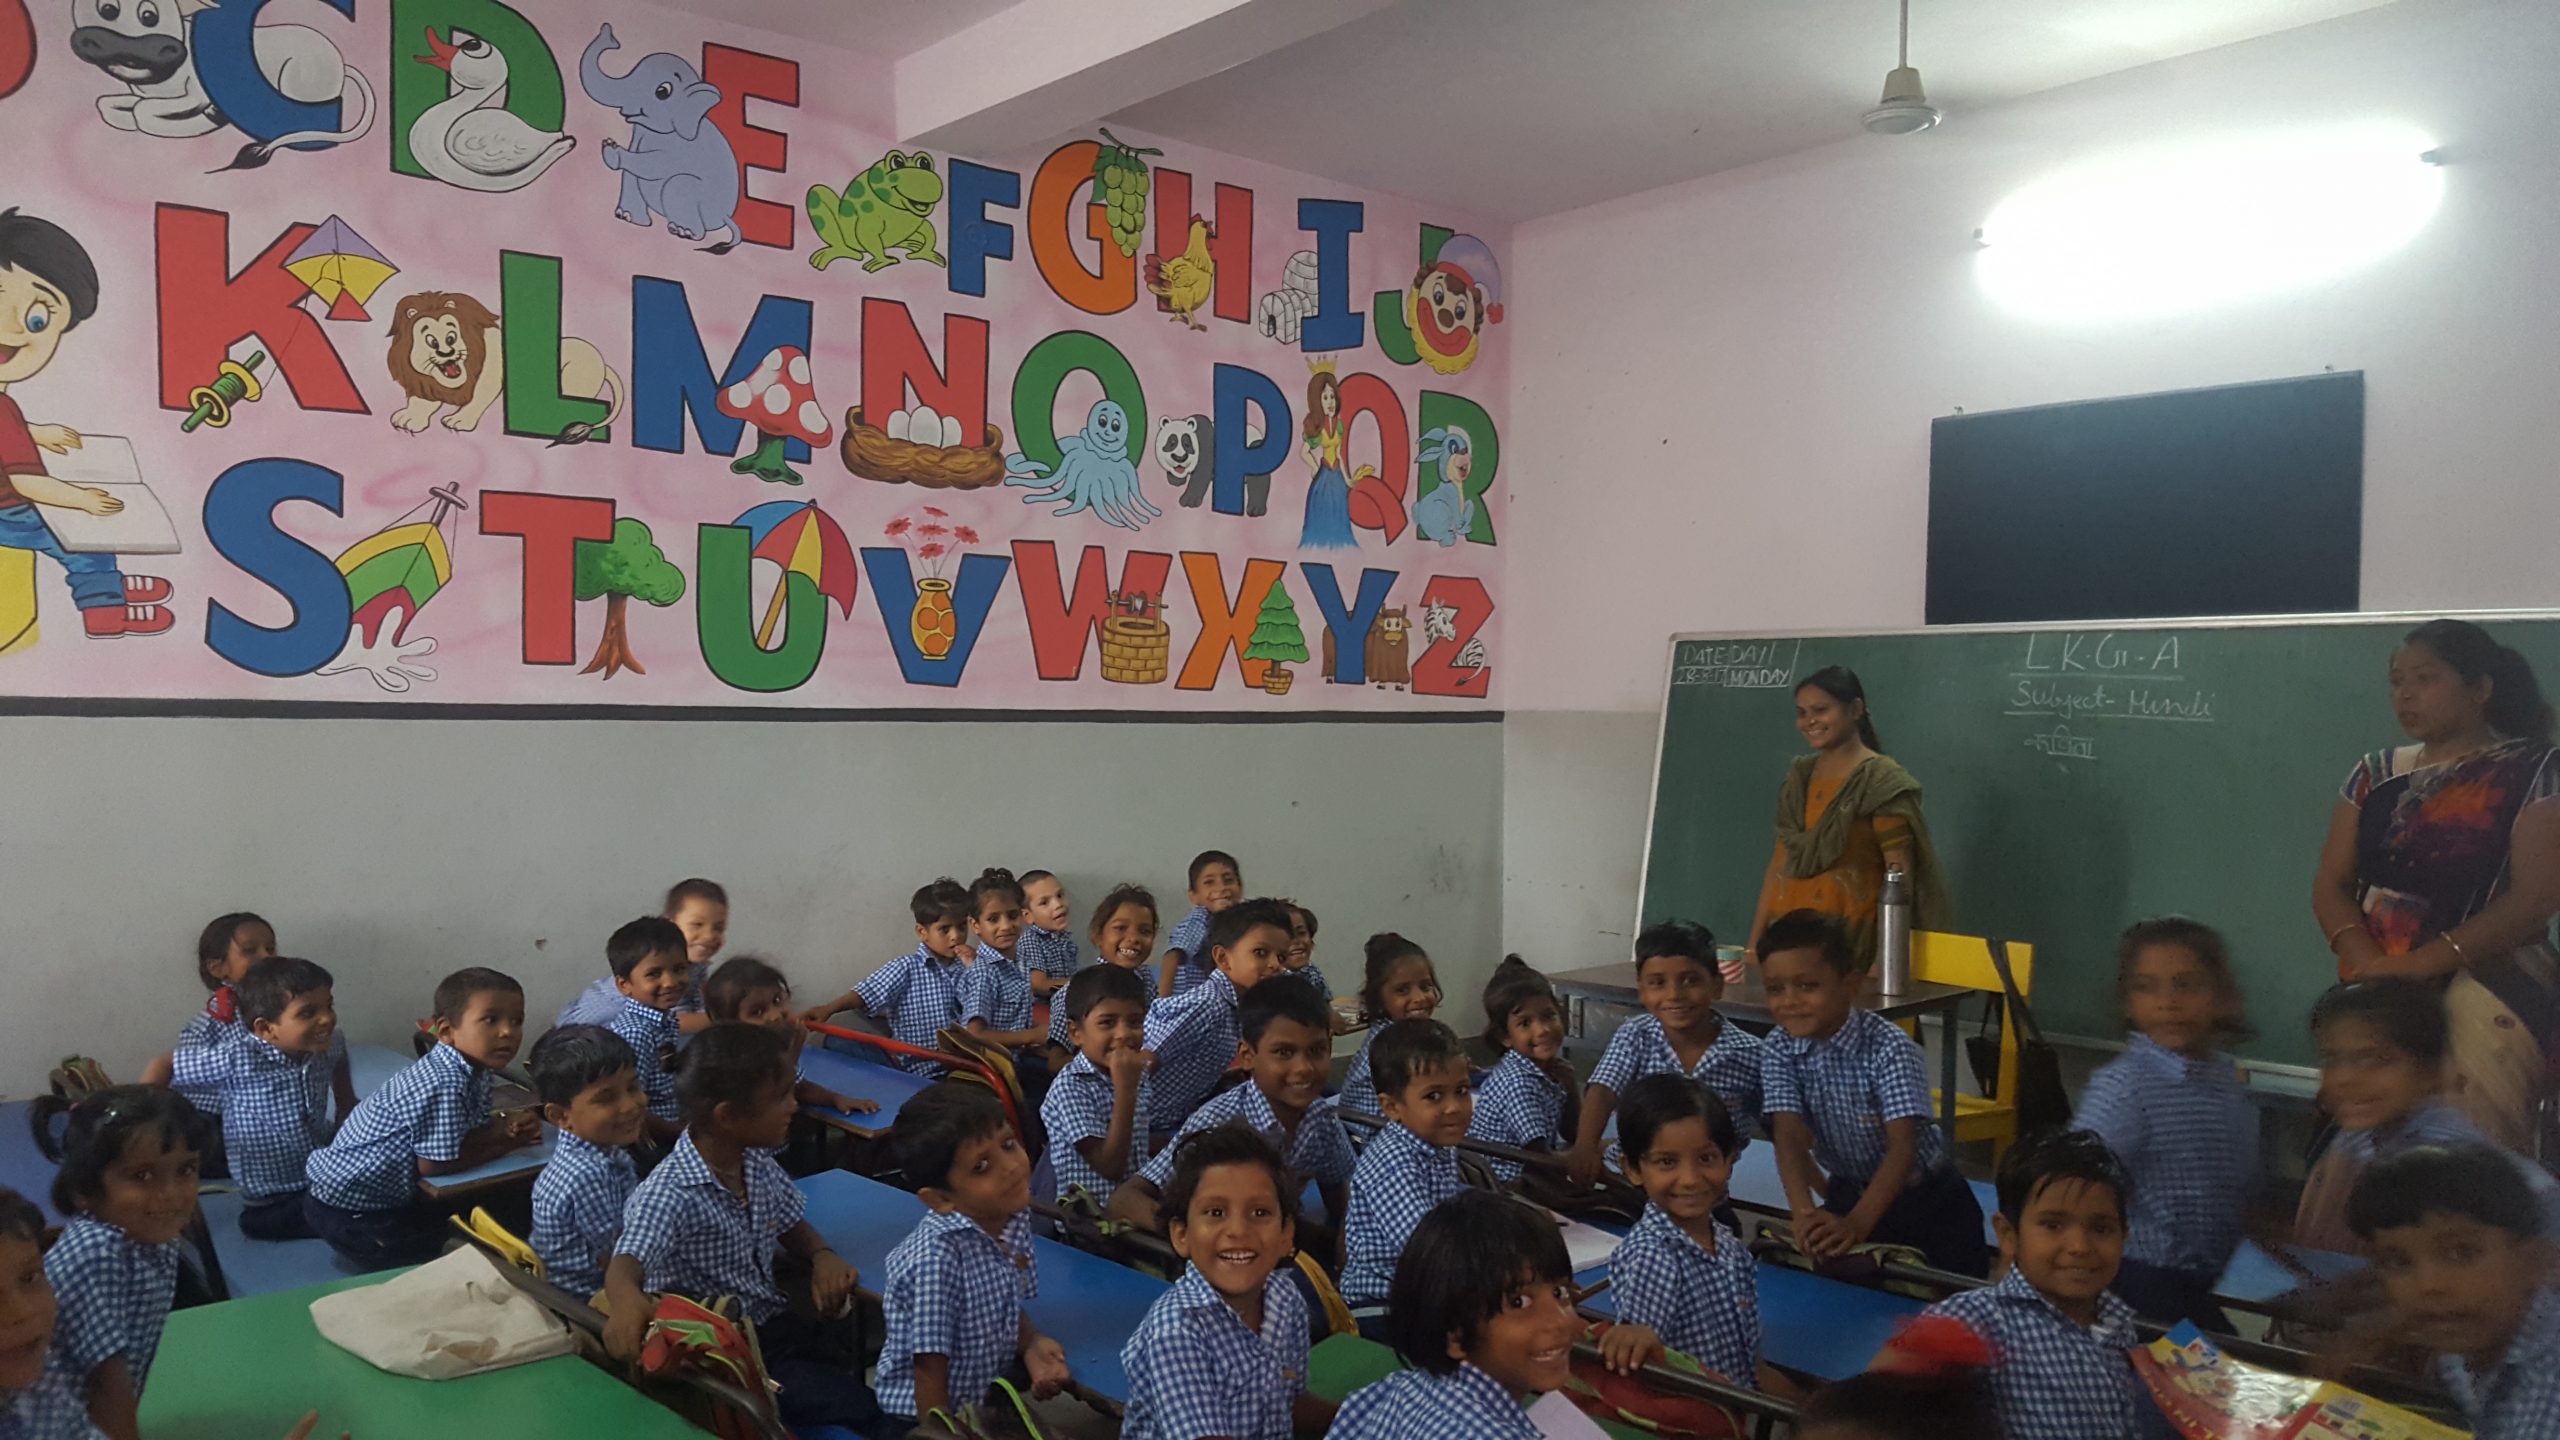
[798,1168,1167,1404]
[137,1271,704,1440]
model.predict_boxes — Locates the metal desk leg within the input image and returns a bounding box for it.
[1935,994,1961,1144]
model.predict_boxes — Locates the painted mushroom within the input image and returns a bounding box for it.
[719,346,833,486]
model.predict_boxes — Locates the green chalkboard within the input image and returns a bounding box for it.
[1638,613,2560,1068]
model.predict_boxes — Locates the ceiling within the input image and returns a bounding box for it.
[718,0,2400,222]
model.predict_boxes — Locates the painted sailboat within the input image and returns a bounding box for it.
[336,483,467,646]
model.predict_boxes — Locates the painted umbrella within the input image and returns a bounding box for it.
[732,500,858,648]
[337,484,468,646]
[284,215,399,323]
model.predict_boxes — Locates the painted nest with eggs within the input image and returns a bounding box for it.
[840,404,1008,489]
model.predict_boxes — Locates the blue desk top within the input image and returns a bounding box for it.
[796,1046,935,1137]
[1572,1211,1920,1381]
[798,1169,1166,1403]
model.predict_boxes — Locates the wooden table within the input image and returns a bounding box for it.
[1546,963,1974,1141]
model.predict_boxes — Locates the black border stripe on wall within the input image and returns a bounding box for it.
[0,697,1506,724]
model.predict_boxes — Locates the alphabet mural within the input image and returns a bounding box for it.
[0,0,1501,712]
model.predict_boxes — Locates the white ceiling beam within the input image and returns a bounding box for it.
[895,0,1400,157]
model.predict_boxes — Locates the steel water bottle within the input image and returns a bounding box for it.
[1877,864,1912,996]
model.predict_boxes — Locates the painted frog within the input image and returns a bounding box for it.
[806,149,947,272]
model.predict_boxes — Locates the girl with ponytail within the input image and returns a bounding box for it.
[1749,666,1949,967]
[2314,618,2560,1149]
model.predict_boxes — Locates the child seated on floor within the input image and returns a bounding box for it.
[301,967,540,1269]
[604,1023,878,1433]
[875,1085,1071,1429]
[526,1025,644,1300]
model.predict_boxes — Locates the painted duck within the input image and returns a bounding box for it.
[411,28,576,194]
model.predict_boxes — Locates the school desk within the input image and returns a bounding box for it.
[1576,1242,1920,1382]
[137,1271,703,1440]
[797,1169,1168,1404]
[1304,1332,1757,1438]
[1548,963,1970,1140]
[795,1045,936,1138]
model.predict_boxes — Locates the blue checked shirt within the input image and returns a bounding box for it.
[1610,1205,1761,1387]
[2073,1035,2258,1274]
[1041,1052,1150,1203]
[170,996,241,1115]
[2340,1098,2560,1236]
[42,1217,179,1395]
[1138,1083,1357,1192]
[614,1132,805,1323]
[1142,970,1244,1130]
[1923,1268,2143,1440]
[1291,964,1333,1002]
[1337,1030,1383,1117]
[856,946,971,1073]
[1019,925,1080,979]
[876,1208,1039,1419]
[0,1366,104,1440]
[2440,1283,2560,1440]
[530,1132,638,1298]
[1589,1013,1766,1138]
[305,1042,491,1212]
[1340,1121,1465,1305]
[170,1029,335,1202]
[1119,1265,1309,1440]
[962,942,1036,1036]
[1468,1051,1571,1183]
[609,996,686,1121]
[1761,1007,1946,1189]
[1329,1362,1540,1440]
[1165,906,1213,994]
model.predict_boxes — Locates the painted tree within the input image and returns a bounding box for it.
[575,518,686,679]
[1244,580,1309,666]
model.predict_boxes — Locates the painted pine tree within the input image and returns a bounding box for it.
[1244,580,1309,693]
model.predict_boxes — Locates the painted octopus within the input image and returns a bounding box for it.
[1004,399,1160,531]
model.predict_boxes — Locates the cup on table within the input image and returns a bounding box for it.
[1716,944,1749,986]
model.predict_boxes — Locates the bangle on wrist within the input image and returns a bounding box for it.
[2442,933,2471,964]
[2325,922,2360,951]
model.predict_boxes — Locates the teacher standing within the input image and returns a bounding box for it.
[1749,666,1948,966]
[2314,619,2560,1150]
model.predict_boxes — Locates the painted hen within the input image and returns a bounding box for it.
[1144,215,1215,331]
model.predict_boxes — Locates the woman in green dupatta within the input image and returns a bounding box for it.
[1748,666,1949,967]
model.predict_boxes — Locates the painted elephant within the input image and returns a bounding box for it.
[580,23,741,252]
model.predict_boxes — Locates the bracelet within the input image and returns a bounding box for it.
[2324,922,2361,951]
[2442,933,2471,963]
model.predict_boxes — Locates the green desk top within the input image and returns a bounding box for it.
[138,1273,704,1440]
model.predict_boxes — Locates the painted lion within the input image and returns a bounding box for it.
[386,290,624,439]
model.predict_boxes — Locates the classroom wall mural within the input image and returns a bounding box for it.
[0,0,1505,711]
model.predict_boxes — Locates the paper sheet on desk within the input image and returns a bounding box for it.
[1553,1213,1623,1272]
[1528,1389,1614,1439]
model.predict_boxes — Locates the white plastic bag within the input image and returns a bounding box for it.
[309,1245,575,1380]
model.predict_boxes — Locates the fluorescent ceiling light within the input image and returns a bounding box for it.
[1975,124,2444,322]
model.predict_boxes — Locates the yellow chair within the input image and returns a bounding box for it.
[1911,930,2036,1163]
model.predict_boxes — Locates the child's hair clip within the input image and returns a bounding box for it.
[1877,1313,1998,1376]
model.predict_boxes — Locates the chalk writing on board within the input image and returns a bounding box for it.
[2024,724,2098,761]
[2006,679,2217,723]
[2016,632,2183,678]
[1672,638,1803,689]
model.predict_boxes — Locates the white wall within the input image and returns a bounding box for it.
[2,716,1500,1084]
[1499,0,2560,964]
